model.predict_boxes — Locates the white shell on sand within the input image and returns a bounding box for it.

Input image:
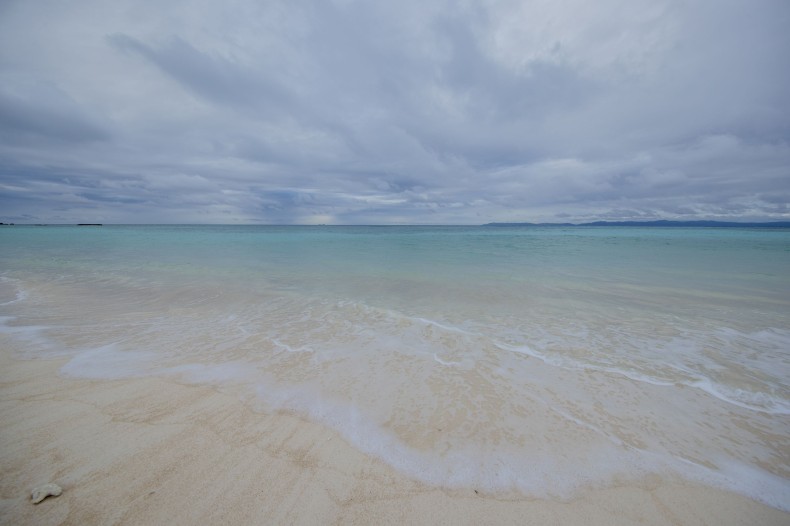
[31,483,62,504]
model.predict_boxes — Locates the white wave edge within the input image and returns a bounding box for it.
[496,341,790,415]
[0,276,28,306]
[4,283,787,511]
[50,343,790,513]
[253,373,790,512]
[349,306,790,416]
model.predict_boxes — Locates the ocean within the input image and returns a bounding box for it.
[1,225,788,509]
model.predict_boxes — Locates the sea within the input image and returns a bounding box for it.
[1,224,788,509]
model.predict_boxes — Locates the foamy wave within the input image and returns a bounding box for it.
[689,378,790,415]
[272,339,313,354]
[493,339,790,415]
[332,304,790,415]
[53,340,790,511]
[495,341,677,385]
[6,279,788,511]
[0,276,28,306]
[668,456,790,512]
[249,373,790,511]
[251,375,632,499]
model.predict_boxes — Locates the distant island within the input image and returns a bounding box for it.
[483,220,790,228]
[0,223,102,226]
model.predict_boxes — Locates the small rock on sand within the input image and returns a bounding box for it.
[31,483,62,504]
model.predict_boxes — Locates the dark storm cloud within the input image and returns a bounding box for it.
[0,75,109,144]
[107,34,292,115]
[0,0,788,224]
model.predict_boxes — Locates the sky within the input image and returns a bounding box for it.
[1,0,788,225]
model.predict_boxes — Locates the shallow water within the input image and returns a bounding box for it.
[1,225,789,508]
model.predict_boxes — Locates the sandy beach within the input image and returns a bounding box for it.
[1,352,786,526]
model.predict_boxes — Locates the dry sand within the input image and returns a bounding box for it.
[1,353,787,525]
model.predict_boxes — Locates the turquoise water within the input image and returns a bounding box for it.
[1,225,789,508]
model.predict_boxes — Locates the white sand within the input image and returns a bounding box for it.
[1,353,787,525]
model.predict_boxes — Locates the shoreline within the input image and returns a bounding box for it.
[1,353,787,525]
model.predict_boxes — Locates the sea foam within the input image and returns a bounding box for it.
[2,224,788,511]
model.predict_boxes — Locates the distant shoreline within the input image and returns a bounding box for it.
[483,220,790,228]
[2,221,789,228]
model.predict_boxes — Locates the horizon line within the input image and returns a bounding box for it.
[3,220,790,228]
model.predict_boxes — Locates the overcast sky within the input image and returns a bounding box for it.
[1,0,788,224]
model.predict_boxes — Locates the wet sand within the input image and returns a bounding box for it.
[1,353,787,525]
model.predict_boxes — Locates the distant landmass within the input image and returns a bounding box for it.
[483,220,790,228]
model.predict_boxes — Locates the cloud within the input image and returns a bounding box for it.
[0,73,110,144]
[107,33,292,115]
[0,0,788,224]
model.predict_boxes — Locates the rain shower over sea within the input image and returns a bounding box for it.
[1,224,788,509]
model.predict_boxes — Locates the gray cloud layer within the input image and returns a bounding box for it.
[1,0,788,224]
